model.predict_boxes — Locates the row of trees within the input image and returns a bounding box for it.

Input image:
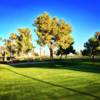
[0,12,100,62]
[0,28,33,61]
[0,13,74,61]
[34,13,100,60]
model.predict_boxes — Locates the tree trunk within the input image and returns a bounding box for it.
[49,47,53,60]
[60,54,62,59]
[40,46,42,60]
[91,55,94,61]
[65,55,67,59]
[90,48,95,61]
[3,51,6,62]
[43,48,45,59]
[10,46,13,61]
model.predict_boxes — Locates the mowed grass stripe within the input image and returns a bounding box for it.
[0,61,100,100]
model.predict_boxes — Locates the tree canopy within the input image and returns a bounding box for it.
[81,33,100,59]
[56,43,76,57]
[34,12,73,59]
[16,28,33,55]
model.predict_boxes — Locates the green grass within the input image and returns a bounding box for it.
[0,60,100,100]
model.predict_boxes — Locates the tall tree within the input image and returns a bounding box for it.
[9,33,17,60]
[2,39,7,62]
[16,28,33,56]
[81,33,100,60]
[34,13,73,60]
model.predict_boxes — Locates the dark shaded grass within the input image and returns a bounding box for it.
[12,60,100,74]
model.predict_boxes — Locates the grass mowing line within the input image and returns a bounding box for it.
[2,66,100,100]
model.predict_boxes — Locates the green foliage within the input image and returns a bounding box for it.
[56,43,76,56]
[16,28,33,55]
[81,33,100,58]
[1,28,34,60]
[36,39,44,47]
[34,12,73,59]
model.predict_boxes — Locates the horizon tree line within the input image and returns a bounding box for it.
[0,12,100,62]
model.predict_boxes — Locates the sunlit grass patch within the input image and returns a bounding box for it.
[0,61,100,100]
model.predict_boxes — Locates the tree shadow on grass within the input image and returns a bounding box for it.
[11,60,100,74]
[1,67,100,100]
[56,61,100,74]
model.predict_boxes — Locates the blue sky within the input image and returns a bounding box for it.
[0,0,100,52]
